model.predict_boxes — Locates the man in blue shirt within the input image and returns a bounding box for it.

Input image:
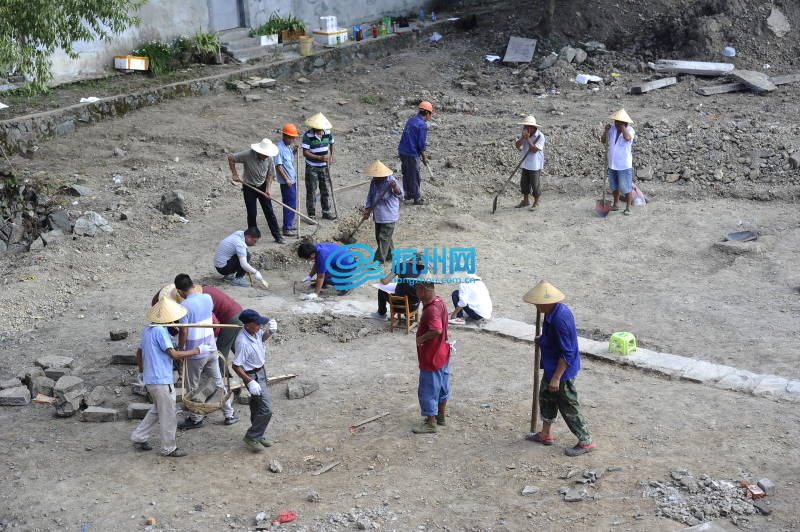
[523,280,595,457]
[130,298,213,457]
[361,160,403,263]
[275,123,300,235]
[297,241,356,299]
[398,101,432,205]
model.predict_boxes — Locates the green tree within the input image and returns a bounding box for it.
[0,0,147,92]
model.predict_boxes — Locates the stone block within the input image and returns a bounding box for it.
[48,211,72,233]
[44,367,71,380]
[680,361,737,384]
[17,367,45,386]
[752,375,788,399]
[159,190,186,216]
[54,375,85,395]
[109,330,129,341]
[287,380,319,400]
[36,355,73,369]
[127,402,152,419]
[0,377,21,390]
[56,120,76,135]
[0,386,31,405]
[714,370,760,394]
[757,478,775,496]
[29,375,55,396]
[58,184,90,197]
[84,386,108,407]
[54,397,77,417]
[41,229,65,245]
[81,406,118,422]
[110,353,136,365]
[563,488,582,502]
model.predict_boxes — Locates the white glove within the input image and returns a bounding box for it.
[198,344,214,355]
[254,271,263,282]
[302,275,312,287]
[267,319,278,334]
[302,293,318,301]
[247,379,262,396]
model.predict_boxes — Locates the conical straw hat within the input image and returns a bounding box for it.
[608,108,634,124]
[517,115,542,127]
[305,112,332,130]
[522,280,565,305]
[364,160,393,177]
[146,298,187,324]
[158,283,183,303]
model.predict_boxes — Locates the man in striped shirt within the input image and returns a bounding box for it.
[301,112,336,220]
[174,273,238,429]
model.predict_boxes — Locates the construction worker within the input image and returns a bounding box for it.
[361,160,403,263]
[231,309,278,452]
[213,227,267,287]
[514,115,545,209]
[301,112,336,220]
[412,274,451,434]
[398,101,432,205]
[297,241,357,299]
[524,280,595,456]
[601,109,636,216]
[130,298,213,457]
[227,138,284,243]
[275,123,300,235]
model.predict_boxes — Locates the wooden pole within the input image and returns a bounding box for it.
[333,179,372,193]
[146,323,243,328]
[530,310,542,433]
[240,181,318,225]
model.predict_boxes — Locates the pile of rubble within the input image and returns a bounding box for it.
[642,470,775,528]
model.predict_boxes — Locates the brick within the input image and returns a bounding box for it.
[126,402,152,419]
[110,353,137,365]
[35,355,74,369]
[80,406,118,422]
[757,478,775,496]
[54,375,85,395]
[44,367,72,380]
[0,377,22,390]
[29,376,55,396]
[0,386,31,406]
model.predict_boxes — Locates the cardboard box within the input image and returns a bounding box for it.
[114,55,149,71]
[260,34,279,46]
[319,15,337,33]
[313,29,347,47]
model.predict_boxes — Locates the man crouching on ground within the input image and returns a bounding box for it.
[524,280,595,456]
[231,309,278,452]
[412,275,451,434]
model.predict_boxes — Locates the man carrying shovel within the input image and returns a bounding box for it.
[398,101,432,205]
[228,138,285,243]
[361,160,403,263]
[600,108,636,216]
[514,115,545,209]
[302,112,336,220]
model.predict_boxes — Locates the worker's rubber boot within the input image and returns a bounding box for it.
[412,420,437,434]
[436,414,446,427]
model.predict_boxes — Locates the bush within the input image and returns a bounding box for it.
[251,12,306,36]
[193,30,219,56]
[132,40,177,76]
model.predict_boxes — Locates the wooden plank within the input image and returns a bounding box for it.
[502,36,537,64]
[312,461,341,475]
[350,412,390,428]
[695,72,800,96]
[630,76,677,94]
[267,374,297,384]
[729,70,777,92]
[653,59,734,76]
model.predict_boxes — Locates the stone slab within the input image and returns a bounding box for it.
[35,355,73,369]
[630,76,677,94]
[680,520,738,531]
[0,377,22,390]
[503,36,537,63]
[481,317,535,339]
[0,386,31,405]
[54,375,84,395]
[110,354,137,365]
[80,406,118,422]
[127,402,152,419]
[17,367,45,385]
[44,367,71,380]
[29,375,55,396]
[751,374,788,399]
[680,360,737,384]
[84,386,108,407]
[729,70,777,92]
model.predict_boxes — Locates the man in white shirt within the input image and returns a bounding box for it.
[449,273,492,324]
[601,108,636,216]
[213,227,266,287]
[231,309,278,452]
[514,115,545,209]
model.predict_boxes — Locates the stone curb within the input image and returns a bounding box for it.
[0,18,462,157]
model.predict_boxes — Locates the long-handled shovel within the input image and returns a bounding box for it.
[339,181,393,245]
[529,310,542,434]
[491,151,531,214]
[595,139,612,217]
[326,166,339,219]
[238,181,320,235]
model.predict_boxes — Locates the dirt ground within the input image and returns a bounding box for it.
[2,1,800,531]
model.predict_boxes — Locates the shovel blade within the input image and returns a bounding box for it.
[491,196,499,214]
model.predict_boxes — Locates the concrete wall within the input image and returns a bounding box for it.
[50,0,210,85]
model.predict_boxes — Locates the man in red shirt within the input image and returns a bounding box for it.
[412,276,451,434]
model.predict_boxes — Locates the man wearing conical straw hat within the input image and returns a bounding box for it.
[601,108,636,216]
[361,160,403,263]
[514,115,545,209]
[301,112,336,220]
[130,298,215,457]
[523,280,595,456]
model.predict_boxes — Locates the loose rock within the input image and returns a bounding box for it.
[159,190,186,216]
[0,386,31,406]
[269,458,283,473]
[81,406,118,422]
[36,355,73,369]
[109,330,129,341]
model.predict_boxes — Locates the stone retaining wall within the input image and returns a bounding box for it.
[0,30,421,157]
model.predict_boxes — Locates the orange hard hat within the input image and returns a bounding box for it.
[281,123,300,136]
[418,101,433,113]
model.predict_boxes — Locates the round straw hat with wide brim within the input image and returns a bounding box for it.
[523,280,565,305]
[146,298,187,324]
[305,112,333,130]
[250,138,279,157]
[608,108,634,124]
[364,160,393,177]
[158,283,184,303]
[517,115,542,128]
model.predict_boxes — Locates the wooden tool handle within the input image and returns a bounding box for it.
[240,181,318,225]
[530,309,542,433]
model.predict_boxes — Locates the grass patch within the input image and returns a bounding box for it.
[463,64,475,72]
[360,94,382,105]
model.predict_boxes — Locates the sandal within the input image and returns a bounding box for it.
[623,208,631,216]
[514,201,530,208]
[525,432,554,446]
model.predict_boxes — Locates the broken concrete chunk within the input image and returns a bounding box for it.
[81,406,118,422]
[0,386,31,405]
[36,355,73,369]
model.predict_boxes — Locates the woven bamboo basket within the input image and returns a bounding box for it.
[181,351,233,415]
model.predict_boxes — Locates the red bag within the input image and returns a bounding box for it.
[273,511,297,524]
